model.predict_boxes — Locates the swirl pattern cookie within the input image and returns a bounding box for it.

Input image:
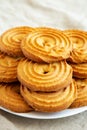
[64,30,87,63]
[0,83,32,112]
[17,59,72,92]
[20,82,77,112]
[70,79,87,108]
[21,27,72,63]
[0,53,20,82]
[0,26,34,57]
[70,63,87,78]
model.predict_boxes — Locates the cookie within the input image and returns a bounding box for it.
[70,62,87,78]
[0,83,33,112]
[17,59,72,92]
[70,78,87,108]
[64,30,87,63]
[20,81,77,112]
[0,26,34,57]
[0,53,21,82]
[21,27,72,63]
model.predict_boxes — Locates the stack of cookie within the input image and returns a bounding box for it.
[17,27,77,112]
[64,30,87,108]
[0,26,86,113]
[0,26,34,112]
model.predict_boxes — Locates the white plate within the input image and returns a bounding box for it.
[0,106,87,119]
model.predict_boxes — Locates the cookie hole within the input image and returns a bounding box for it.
[15,89,20,94]
[43,71,49,74]
[17,91,20,94]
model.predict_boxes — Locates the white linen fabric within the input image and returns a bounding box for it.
[0,0,87,34]
[0,0,87,130]
[0,114,19,130]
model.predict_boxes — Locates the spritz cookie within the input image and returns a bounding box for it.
[0,26,34,57]
[21,27,72,63]
[17,59,72,92]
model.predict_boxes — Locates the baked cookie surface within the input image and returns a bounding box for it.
[70,79,87,108]
[17,59,72,91]
[21,27,72,63]
[0,26,34,57]
[0,53,21,82]
[0,83,32,112]
[20,82,77,112]
[64,30,87,63]
[70,62,87,78]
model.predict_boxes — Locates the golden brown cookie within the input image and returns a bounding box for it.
[70,78,87,108]
[70,62,87,78]
[21,27,72,63]
[64,30,87,63]
[17,59,72,92]
[0,53,21,82]
[20,81,77,112]
[0,26,34,57]
[0,83,33,112]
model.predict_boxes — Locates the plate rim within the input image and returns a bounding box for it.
[0,106,87,119]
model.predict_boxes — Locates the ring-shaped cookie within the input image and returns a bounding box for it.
[64,30,87,63]
[20,82,77,112]
[17,59,72,91]
[0,26,34,57]
[0,83,32,112]
[70,79,87,108]
[0,53,21,82]
[21,27,72,63]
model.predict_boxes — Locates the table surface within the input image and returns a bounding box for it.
[0,110,87,130]
[0,0,87,130]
